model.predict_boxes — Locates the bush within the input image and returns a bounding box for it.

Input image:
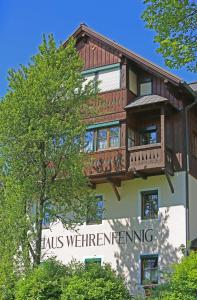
[61,263,132,300]
[15,258,68,300]
[15,259,132,300]
[149,251,197,300]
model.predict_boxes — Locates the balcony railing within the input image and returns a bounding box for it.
[128,143,164,171]
[85,144,174,180]
[85,148,126,176]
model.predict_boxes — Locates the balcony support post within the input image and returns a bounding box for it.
[107,177,121,201]
[163,168,174,194]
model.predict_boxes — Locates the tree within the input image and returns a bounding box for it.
[0,35,97,272]
[142,0,197,72]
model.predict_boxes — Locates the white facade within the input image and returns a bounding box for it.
[42,172,187,293]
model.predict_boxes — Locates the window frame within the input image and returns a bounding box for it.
[141,190,159,220]
[140,254,159,285]
[85,126,120,152]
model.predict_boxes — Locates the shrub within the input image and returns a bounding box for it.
[149,251,197,300]
[15,258,67,300]
[61,263,132,300]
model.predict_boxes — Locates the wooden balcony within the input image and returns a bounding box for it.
[128,143,164,173]
[85,144,174,182]
[85,148,126,179]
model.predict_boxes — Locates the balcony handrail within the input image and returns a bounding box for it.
[128,143,161,151]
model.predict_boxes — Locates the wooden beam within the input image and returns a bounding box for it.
[110,182,121,201]
[106,177,121,201]
[164,169,174,194]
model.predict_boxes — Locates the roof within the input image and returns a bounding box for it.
[65,24,182,85]
[125,95,168,109]
[189,82,197,92]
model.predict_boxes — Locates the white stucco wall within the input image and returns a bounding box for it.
[42,172,186,292]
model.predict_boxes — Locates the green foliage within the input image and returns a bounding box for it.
[15,259,132,300]
[0,32,98,293]
[61,263,132,300]
[15,259,68,300]
[142,0,197,72]
[149,252,197,300]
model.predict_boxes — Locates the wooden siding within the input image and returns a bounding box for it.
[189,110,197,178]
[76,38,120,70]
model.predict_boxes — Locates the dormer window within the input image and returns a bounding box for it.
[139,77,152,96]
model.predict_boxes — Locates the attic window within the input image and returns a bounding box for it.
[82,64,120,92]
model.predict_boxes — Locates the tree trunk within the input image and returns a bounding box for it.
[34,142,47,266]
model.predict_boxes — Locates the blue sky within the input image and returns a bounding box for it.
[0,0,196,97]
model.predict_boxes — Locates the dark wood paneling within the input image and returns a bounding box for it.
[76,38,120,70]
[189,110,197,178]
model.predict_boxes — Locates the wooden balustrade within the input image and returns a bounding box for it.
[128,143,164,171]
[85,148,126,176]
[85,144,173,179]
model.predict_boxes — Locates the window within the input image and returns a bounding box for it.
[85,126,120,152]
[85,258,101,268]
[128,128,135,147]
[86,195,104,225]
[139,125,157,145]
[139,78,152,96]
[83,65,120,93]
[141,190,158,220]
[97,128,108,150]
[192,132,197,158]
[109,127,120,148]
[129,68,137,95]
[141,255,158,285]
[98,68,120,92]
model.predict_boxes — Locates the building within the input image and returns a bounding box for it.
[42,24,197,294]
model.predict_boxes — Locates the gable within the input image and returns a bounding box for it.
[76,36,120,70]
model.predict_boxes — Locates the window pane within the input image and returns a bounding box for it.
[84,131,94,152]
[140,125,157,145]
[97,129,107,150]
[140,81,152,96]
[141,256,158,284]
[109,127,120,148]
[142,190,158,219]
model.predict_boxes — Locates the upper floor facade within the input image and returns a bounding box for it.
[67,24,197,188]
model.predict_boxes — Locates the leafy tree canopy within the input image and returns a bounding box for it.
[142,0,197,72]
[0,34,97,277]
